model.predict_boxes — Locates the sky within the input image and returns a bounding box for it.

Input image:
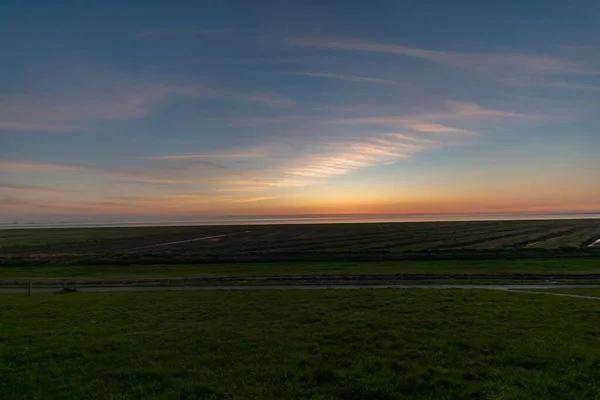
[1,0,599,223]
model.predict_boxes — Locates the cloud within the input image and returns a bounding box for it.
[0,196,28,207]
[0,183,74,195]
[0,121,78,132]
[145,152,264,160]
[227,196,276,203]
[133,28,230,38]
[0,158,106,174]
[233,101,528,130]
[0,158,229,186]
[220,101,529,190]
[0,83,295,133]
[282,135,428,180]
[508,79,600,91]
[235,92,296,108]
[274,71,403,86]
[142,143,284,161]
[0,85,191,127]
[328,101,528,132]
[398,123,476,135]
[216,133,438,191]
[289,37,599,81]
[387,133,439,144]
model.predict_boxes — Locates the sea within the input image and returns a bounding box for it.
[2,212,600,229]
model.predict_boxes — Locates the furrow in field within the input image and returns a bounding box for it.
[328,226,535,252]
[529,226,600,248]
[239,224,477,253]
[517,228,585,248]
[261,224,514,253]
[461,227,581,249]
[437,226,572,250]
[287,221,580,253]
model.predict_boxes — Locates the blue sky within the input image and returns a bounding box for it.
[1,0,599,222]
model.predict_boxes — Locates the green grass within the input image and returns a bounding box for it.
[1,258,600,281]
[2,289,600,399]
[523,288,600,297]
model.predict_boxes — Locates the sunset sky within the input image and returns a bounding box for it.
[1,0,599,222]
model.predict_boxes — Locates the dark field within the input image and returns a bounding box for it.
[2,219,600,263]
[3,289,600,399]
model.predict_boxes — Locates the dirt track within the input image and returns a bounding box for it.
[3,284,600,294]
[4,272,600,287]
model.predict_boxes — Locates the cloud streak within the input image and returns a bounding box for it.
[144,151,265,160]
[330,102,526,134]
[0,83,295,133]
[216,133,441,192]
[227,196,276,203]
[275,71,403,86]
[282,135,429,180]
[0,183,74,195]
[133,28,230,38]
[218,101,528,191]
[0,158,233,186]
[289,37,599,81]
[233,101,526,134]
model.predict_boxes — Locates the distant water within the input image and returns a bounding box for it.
[2,212,600,229]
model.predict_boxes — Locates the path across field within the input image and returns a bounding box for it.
[4,283,600,293]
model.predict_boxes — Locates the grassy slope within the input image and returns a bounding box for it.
[2,290,600,399]
[1,258,600,281]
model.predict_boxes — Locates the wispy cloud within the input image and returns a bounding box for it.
[282,135,429,180]
[275,71,403,86]
[133,28,230,38]
[227,196,276,203]
[234,101,526,134]
[399,123,476,135]
[289,37,599,81]
[0,85,193,127]
[0,83,295,133]
[142,142,284,161]
[0,121,78,132]
[327,101,528,134]
[508,78,600,91]
[0,182,74,195]
[0,158,110,174]
[388,133,439,144]
[0,158,232,186]
[144,152,264,160]
[220,101,528,190]
[215,133,440,192]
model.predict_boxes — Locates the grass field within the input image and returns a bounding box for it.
[525,288,600,297]
[1,258,600,282]
[2,289,600,399]
[2,220,600,262]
